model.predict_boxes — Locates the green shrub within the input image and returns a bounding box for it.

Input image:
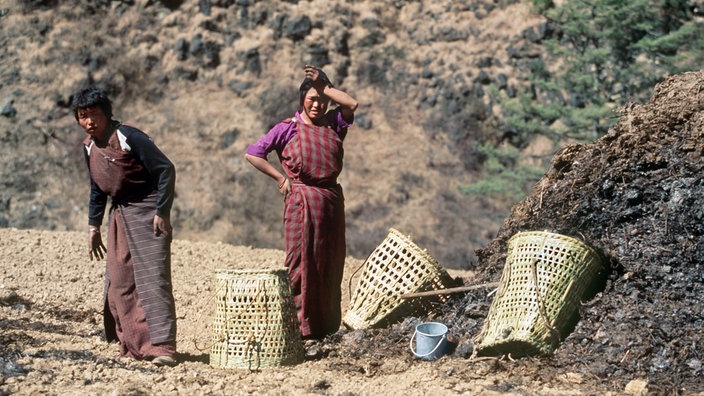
[459,143,545,203]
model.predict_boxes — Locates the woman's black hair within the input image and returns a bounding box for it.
[71,86,113,121]
[298,78,314,107]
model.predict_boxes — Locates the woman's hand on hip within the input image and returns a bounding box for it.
[278,178,291,198]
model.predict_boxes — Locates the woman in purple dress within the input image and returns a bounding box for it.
[245,65,358,340]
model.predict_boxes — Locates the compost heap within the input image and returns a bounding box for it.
[472,70,704,387]
[333,71,704,393]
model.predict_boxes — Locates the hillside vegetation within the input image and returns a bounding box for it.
[1,0,701,267]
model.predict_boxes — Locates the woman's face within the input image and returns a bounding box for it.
[302,87,328,122]
[77,106,110,141]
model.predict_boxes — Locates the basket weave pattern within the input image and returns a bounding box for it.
[209,269,304,369]
[475,231,603,357]
[343,228,455,329]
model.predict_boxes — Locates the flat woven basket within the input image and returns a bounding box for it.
[209,269,304,369]
[474,231,603,357]
[343,228,455,329]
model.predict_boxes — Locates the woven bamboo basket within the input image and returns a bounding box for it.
[209,269,304,369]
[474,231,603,357]
[343,228,456,329]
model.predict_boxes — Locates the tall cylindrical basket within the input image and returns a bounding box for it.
[474,231,603,357]
[209,269,304,369]
[343,228,456,329]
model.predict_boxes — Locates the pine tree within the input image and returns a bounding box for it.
[519,0,704,142]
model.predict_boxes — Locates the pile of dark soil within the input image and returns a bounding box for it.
[333,71,704,394]
[473,70,704,392]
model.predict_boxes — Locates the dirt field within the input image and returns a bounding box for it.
[1,227,619,395]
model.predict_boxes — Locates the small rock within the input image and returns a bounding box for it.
[624,378,648,395]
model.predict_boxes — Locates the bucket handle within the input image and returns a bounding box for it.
[409,329,446,359]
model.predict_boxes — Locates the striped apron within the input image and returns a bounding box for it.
[281,122,346,339]
[88,131,176,358]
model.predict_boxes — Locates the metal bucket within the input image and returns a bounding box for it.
[410,322,448,361]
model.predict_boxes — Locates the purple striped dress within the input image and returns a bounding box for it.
[247,109,351,339]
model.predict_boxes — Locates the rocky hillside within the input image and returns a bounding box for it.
[1,0,553,268]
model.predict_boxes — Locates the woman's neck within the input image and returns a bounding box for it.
[94,121,117,145]
[299,111,314,125]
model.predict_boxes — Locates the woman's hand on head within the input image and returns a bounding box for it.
[304,65,332,88]
[303,64,357,120]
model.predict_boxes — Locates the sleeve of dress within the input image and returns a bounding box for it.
[245,120,294,158]
[126,130,176,218]
[329,107,353,140]
[84,147,108,227]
